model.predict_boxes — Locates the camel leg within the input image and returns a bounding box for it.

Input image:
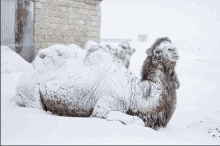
[90,98,111,119]
[106,111,145,126]
[90,97,145,126]
[91,105,145,126]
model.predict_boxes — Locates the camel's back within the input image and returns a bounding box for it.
[37,58,134,116]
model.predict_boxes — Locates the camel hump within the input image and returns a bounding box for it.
[83,40,100,51]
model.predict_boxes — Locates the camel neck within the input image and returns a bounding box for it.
[127,70,177,129]
[157,62,165,71]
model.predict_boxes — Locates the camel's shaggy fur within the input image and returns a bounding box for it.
[15,38,180,130]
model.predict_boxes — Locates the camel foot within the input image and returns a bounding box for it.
[106,111,145,126]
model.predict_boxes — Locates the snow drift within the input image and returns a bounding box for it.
[1,46,33,74]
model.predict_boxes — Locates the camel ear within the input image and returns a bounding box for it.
[145,48,152,56]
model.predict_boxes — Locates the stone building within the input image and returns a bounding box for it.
[34,0,103,55]
[1,0,102,62]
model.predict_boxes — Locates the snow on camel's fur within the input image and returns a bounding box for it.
[15,37,180,130]
[84,41,136,69]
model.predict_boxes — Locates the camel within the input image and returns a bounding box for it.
[15,37,180,130]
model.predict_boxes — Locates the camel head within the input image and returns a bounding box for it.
[142,37,180,89]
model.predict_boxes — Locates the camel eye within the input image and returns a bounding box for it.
[156,50,160,54]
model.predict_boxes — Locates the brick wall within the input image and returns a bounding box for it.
[33,0,102,55]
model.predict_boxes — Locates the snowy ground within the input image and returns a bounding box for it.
[1,46,33,74]
[1,39,220,144]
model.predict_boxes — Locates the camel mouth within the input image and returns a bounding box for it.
[171,55,179,61]
[173,55,179,58]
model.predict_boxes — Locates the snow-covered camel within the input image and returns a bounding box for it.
[15,37,180,130]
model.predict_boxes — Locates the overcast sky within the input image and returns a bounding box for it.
[100,0,220,41]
